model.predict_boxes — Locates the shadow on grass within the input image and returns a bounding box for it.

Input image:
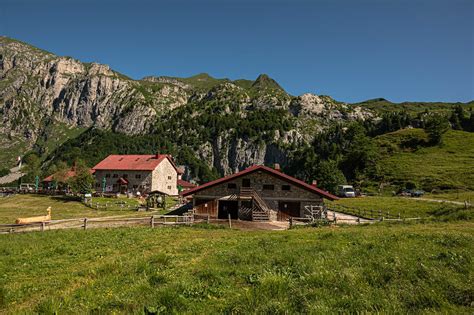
[428,206,473,222]
[166,203,192,215]
[50,195,82,203]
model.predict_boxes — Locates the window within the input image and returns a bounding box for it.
[105,173,111,178]
[227,183,237,189]
[122,174,128,179]
[167,185,172,190]
[113,174,118,178]
[242,178,251,187]
[282,185,291,191]
[135,174,141,179]
[168,176,172,180]
[263,184,274,190]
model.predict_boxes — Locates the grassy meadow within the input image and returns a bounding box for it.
[330,196,471,220]
[0,194,175,224]
[376,129,474,191]
[427,191,474,202]
[0,222,473,313]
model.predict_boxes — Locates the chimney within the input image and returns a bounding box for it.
[311,180,317,187]
[273,163,281,172]
[155,152,160,159]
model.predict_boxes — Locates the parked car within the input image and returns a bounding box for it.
[398,189,412,197]
[337,185,356,198]
[398,189,425,197]
[410,189,425,197]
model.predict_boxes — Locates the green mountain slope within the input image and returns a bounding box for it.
[376,129,474,190]
[355,98,474,114]
[1,36,473,191]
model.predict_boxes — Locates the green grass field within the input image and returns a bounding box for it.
[427,191,474,202]
[0,222,473,313]
[376,129,474,191]
[0,194,168,224]
[330,196,470,219]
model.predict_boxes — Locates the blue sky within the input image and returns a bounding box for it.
[1,0,473,103]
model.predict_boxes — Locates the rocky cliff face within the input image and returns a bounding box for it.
[0,37,375,176]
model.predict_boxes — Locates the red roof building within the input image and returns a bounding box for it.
[92,154,177,171]
[177,179,197,193]
[92,154,179,195]
[43,167,95,183]
[183,165,338,222]
[43,169,77,183]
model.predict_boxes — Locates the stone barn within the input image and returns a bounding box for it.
[182,165,338,221]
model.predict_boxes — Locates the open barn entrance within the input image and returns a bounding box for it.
[218,200,239,219]
[278,201,301,221]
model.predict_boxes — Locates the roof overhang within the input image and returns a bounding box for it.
[182,165,339,200]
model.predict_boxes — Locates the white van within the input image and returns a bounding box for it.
[338,185,356,198]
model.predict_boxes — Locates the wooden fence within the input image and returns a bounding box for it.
[327,204,407,220]
[289,215,422,228]
[0,214,193,234]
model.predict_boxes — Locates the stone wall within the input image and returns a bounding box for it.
[152,158,178,195]
[194,170,324,217]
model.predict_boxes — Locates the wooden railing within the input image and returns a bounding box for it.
[239,188,273,221]
[0,214,194,234]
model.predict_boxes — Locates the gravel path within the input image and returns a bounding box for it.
[0,166,23,185]
[413,197,470,206]
[326,210,373,224]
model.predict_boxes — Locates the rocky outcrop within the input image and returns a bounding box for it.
[0,36,376,174]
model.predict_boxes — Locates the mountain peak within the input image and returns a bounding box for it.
[188,73,214,81]
[252,74,284,91]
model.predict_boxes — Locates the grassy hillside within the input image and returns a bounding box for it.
[354,98,474,114]
[0,222,473,313]
[376,129,474,190]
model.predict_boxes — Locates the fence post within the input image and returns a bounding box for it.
[379,210,382,220]
[334,212,337,225]
[357,217,360,224]
[150,215,155,228]
[83,218,88,230]
[387,211,390,219]
[289,217,293,229]
[398,212,401,220]
[207,214,210,224]
[41,222,45,232]
[228,213,232,228]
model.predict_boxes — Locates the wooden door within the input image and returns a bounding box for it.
[278,201,301,221]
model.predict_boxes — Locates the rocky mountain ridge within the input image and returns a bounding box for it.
[0,36,375,175]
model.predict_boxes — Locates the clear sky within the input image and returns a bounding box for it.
[1,0,473,103]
